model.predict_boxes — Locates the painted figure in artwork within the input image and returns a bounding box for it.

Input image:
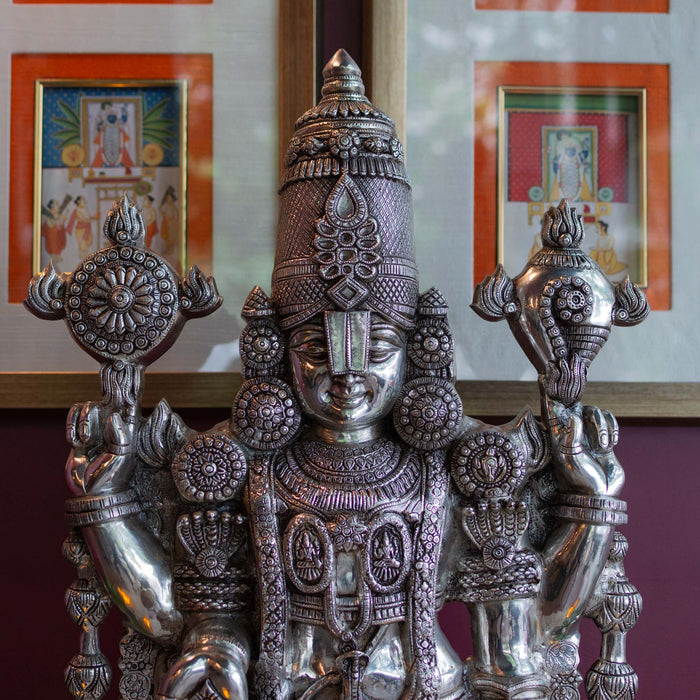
[549,131,593,202]
[41,196,70,263]
[91,101,134,169]
[142,195,159,248]
[160,186,179,257]
[27,51,648,700]
[590,220,628,277]
[66,195,94,257]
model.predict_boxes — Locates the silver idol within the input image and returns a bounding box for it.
[26,49,647,700]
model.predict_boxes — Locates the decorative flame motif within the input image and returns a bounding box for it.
[541,199,584,249]
[471,264,518,321]
[103,193,145,246]
[24,261,67,319]
[613,276,650,326]
[180,265,223,318]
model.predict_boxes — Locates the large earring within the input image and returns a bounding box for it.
[393,288,462,450]
[233,286,302,451]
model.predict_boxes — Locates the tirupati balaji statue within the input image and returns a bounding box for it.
[26,50,648,700]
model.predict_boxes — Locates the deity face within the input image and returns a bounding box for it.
[288,316,406,434]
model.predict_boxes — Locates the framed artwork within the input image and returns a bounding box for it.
[497,86,647,290]
[35,79,187,278]
[0,1,307,408]
[9,54,213,304]
[474,62,670,312]
[475,0,668,11]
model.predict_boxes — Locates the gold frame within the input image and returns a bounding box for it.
[33,78,189,277]
[497,85,648,288]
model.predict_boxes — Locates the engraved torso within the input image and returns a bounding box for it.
[271,437,463,699]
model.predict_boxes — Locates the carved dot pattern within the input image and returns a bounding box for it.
[240,322,285,371]
[408,320,454,370]
[393,377,462,449]
[540,276,594,359]
[450,432,525,499]
[66,246,178,361]
[234,378,302,450]
[172,434,247,503]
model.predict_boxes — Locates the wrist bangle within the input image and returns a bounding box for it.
[559,494,627,513]
[550,504,628,526]
[65,490,140,527]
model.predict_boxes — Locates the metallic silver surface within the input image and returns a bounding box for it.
[26,49,647,700]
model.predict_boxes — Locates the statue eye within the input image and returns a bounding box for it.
[289,331,328,362]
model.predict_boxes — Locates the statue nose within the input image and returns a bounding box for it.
[332,371,365,385]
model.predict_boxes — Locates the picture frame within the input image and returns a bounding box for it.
[474,0,668,11]
[0,1,311,408]
[370,5,691,416]
[474,62,670,313]
[9,53,213,304]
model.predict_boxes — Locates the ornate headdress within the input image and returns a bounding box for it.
[272,49,418,331]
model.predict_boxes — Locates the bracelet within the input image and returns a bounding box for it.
[65,490,140,527]
[550,504,628,526]
[559,494,627,513]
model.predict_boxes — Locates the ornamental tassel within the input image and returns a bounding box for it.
[585,532,642,700]
[62,529,113,700]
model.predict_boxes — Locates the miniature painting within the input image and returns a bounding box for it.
[499,87,646,286]
[36,80,186,275]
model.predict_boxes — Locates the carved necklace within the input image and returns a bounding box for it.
[275,438,421,515]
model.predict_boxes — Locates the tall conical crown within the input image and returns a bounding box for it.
[281,49,407,188]
[273,49,417,331]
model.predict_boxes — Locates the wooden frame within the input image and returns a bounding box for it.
[9,53,213,303]
[3,2,692,418]
[474,62,670,312]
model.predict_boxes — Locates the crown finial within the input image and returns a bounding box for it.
[321,49,365,98]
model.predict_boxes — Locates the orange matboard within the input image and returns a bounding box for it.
[9,53,213,303]
[473,61,670,310]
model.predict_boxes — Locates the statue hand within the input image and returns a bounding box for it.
[158,618,249,699]
[544,397,624,498]
[66,402,137,496]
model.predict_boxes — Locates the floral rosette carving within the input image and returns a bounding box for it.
[328,128,361,160]
[408,319,454,370]
[171,433,247,503]
[240,322,285,372]
[233,377,302,451]
[65,246,179,362]
[392,377,462,450]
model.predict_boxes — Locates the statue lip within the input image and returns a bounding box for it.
[329,387,371,409]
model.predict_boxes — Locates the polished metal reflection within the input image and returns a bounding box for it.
[25,49,646,700]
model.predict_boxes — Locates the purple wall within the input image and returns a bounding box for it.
[1,408,696,698]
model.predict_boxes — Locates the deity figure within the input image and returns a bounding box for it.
[26,51,649,700]
[91,101,135,169]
